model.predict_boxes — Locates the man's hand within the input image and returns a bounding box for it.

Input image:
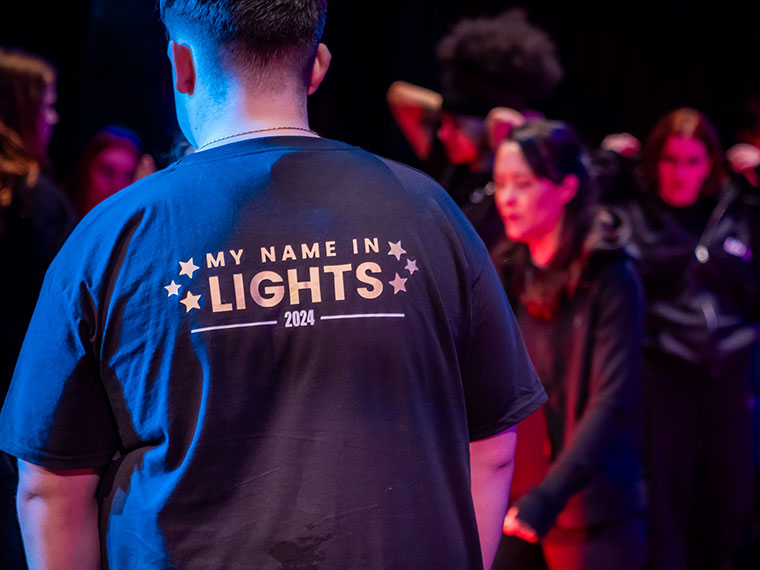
[502,506,538,543]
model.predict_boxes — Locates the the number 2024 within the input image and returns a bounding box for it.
[284,310,316,327]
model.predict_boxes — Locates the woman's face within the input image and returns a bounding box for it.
[85,145,139,210]
[657,135,712,207]
[35,81,59,153]
[493,142,567,246]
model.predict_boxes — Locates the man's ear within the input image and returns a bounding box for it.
[168,40,196,95]
[558,174,579,204]
[307,43,331,95]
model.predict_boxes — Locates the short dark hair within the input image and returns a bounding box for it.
[640,107,725,197]
[160,0,328,82]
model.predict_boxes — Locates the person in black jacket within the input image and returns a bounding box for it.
[490,120,647,570]
[604,108,760,570]
[0,47,75,570]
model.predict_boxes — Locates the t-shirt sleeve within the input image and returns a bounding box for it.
[461,257,546,441]
[0,246,120,469]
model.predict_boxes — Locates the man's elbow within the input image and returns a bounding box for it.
[17,461,102,508]
[470,426,517,472]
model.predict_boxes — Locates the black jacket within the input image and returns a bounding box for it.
[0,175,74,404]
[606,160,760,366]
[494,221,647,536]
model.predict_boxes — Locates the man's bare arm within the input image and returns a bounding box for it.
[17,460,102,570]
[469,426,517,570]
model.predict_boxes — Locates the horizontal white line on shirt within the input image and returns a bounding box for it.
[191,321,278,333]
[320,313,406,320]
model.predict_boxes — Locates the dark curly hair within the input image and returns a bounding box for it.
[436,8,563,116]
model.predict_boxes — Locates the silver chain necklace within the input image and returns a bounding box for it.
[198,126,318,150]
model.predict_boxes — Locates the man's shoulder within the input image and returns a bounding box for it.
[48,169,173,275]
[363,153,452,200]
[75,167,172,231]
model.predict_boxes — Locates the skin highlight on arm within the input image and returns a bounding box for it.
[17,460,102,570]
[469,425,517,569]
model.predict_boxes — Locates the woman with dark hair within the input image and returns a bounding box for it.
[0,48,74,570]
[0,48,58,167]
[605,108,760,570]
[0,47,73,402]
[490,120,647,570]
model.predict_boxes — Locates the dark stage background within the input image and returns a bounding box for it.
[3,0,760,176]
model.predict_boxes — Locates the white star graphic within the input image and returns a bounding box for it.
[388,240,407,261]
[389,273,408,294]
[164,280,181,297]
[179,258,199,279]
[405,259,419,275]
[180,291,201,312]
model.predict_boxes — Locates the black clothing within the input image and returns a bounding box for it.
[0,175,74,403]
[643,349,754,570]
[0,174,74,570]
[493,515,648,570]
[493,220,646,541]
[625,185,760,367]
[611,163,760,570]
[428,142,506,251]
[0,136,546,569]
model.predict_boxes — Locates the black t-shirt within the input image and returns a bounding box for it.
[0,136,545,569]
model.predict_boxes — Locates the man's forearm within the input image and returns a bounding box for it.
[17,461,102,570]
[469,427,517,570]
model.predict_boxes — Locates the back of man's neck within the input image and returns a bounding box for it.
[195,95,313,151]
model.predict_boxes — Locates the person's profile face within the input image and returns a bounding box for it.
[436,113,485,166]
[34,81,58,154]
[85,145,139,211]
[493,142,566,246]
[657,135,712,207]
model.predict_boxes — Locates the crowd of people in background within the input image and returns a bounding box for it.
[1,5,759,570]
[386,9,760,570]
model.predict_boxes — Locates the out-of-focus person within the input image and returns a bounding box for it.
[0,46,74,570]
[66,126,156,217]
[603,107,760,570]
[0,2,547,568]
[490,120,647,570]
[387,8,563,250]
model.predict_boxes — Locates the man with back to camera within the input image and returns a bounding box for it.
[0,1,546,568]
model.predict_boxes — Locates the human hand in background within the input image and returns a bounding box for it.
[601,133,641,158]
[502,506,538,543]
[726,143,760,187]
[486,107,526,150]
[386,81,443,160]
